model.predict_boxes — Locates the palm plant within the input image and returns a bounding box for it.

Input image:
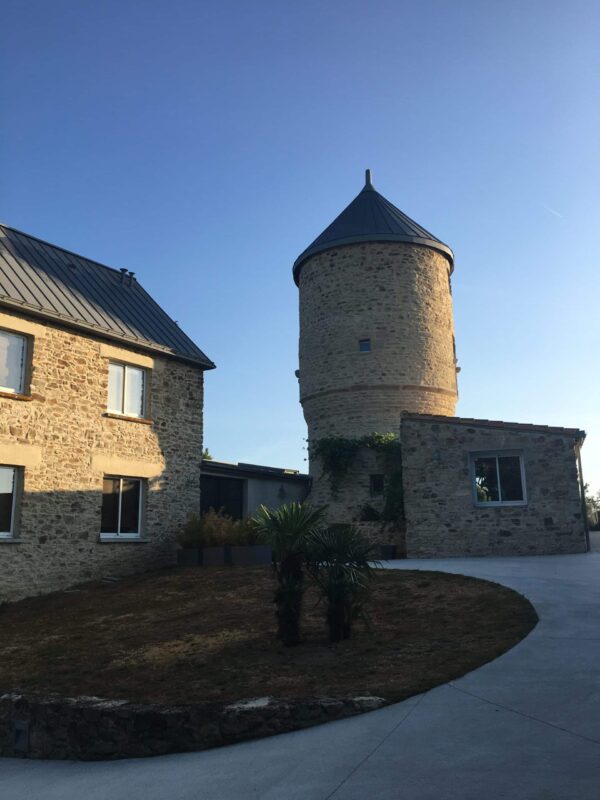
[306,524,378,643]
[252,503,327,646]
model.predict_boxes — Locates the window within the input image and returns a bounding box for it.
[100,476,144,538]
[359,339,371,353]
[107,362,146,418]
[201,475,245,519]
[471,453,526,506]
[0,330,27,394]
[0,466,18,538]
[370,474,385,496]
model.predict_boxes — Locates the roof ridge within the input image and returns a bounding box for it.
[0,223,128,277]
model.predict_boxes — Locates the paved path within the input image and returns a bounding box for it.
[2,545,600,800]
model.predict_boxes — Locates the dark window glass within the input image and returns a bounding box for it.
[101,478,120,533]
[498,456,524,501]
[370,474,385,495]
[474,457,500,503]
[120,479,141,533]
[201,475,244,519]
[0,466,16,534]
[359,339,371,353]
[101,477,141,534]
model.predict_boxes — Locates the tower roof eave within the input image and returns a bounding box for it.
[292,171,454,285]
[293,234,454,284]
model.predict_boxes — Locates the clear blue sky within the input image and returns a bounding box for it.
[2,0,599,490]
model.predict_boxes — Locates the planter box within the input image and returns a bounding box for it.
[230,545,272,566]
[177,548,201,567]
[177,545,272,567]
[379,545,397,560]
[202,546,227,566]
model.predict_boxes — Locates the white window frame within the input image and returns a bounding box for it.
[100,476,144,540]
[107,361,147,418]
[470,451,527,508]
[0,329,28,394]
[0,465,19,539]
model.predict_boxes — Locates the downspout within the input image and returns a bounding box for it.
[575,438,590,553]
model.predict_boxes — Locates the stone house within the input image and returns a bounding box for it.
[294,171,589,557]
[0,224,214,602]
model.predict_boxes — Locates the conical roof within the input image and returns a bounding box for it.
[293,170,453,284]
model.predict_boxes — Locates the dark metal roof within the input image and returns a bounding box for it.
[0,224,215,369]
[293,170,454,284]
[201,459,310,482]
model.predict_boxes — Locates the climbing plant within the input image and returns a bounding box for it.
[310,433,404,527]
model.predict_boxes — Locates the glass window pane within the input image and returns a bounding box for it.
[498,456,524,501]
[0,331,26,393]
[124,366,145,417]
[101,478,120,533]
[120,479,140,533]
[474,457,500,502]
[0,466,15,534]
[108,363,124,413]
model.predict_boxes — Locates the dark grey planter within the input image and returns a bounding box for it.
[230,545,272,566]
[253,544,272,565]
[177,548,201,567]
[229,545,255,566]
[379,545,397,560]
[202,546,227,566]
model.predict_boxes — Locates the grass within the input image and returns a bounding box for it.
[0,566,537,706]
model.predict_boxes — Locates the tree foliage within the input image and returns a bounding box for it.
[306,524,379,642]
[252,503,327,646]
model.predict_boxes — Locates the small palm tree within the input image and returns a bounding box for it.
[306,524,378,643]
[252,503,327,646]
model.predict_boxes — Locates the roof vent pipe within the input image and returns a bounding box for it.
[119,268,127,283]
[128,271,135,286]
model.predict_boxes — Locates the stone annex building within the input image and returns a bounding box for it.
[0,173,590,602]
[295,171,589,558]
[0,224,214,602]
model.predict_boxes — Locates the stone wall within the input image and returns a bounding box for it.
[298,241,457,442]
[297,242,457,516]
[0,310,204,602]
[0,692,385,761]
[401,416,587,557]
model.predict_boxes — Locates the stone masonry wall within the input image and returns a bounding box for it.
[298,241,457,521]
[0,310,204,602]
[401,417,587,557]
[298,241,457,442]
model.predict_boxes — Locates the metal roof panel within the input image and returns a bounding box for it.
[293,171,453,284]
[0,224,215,369]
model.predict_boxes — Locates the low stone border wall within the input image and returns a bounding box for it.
[0,692,387,760]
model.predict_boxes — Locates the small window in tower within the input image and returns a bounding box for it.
[370,474,385,496]
[359,339,371,353]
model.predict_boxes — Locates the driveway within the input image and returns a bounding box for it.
[2,542,599,800]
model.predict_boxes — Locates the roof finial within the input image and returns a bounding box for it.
[364,169,374,190]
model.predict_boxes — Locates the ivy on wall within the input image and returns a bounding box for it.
[310,433,405,527]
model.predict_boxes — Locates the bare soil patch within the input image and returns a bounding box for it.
[0,567,537,705]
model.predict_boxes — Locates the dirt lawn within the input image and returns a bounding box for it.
[0,567,537,705]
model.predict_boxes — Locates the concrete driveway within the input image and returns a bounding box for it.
[2,543,600,800]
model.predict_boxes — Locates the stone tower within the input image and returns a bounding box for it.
[294,170,458,518]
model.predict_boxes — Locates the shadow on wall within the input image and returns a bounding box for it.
[0,474,187,605]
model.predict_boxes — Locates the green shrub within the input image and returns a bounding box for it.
[177,513,205,548]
